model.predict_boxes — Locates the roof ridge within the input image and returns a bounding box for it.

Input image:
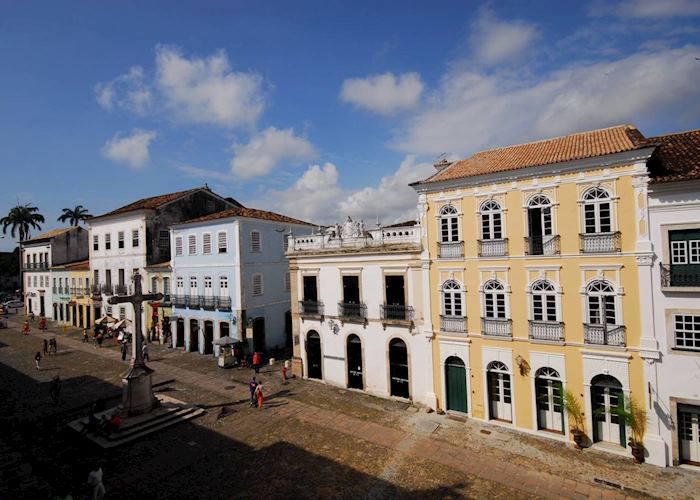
[646,128,700,139]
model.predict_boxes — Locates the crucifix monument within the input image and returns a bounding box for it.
[108,271,163,416]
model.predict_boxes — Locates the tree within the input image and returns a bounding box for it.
[57,205,92,226]
[1,204,45,242]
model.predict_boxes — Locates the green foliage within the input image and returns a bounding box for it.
[611,395,647,446]
[562,388,585,434]
[57,205,92,226]
[1,204,45,241]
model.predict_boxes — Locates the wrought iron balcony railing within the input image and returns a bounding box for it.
[579,232,621,253]
[161,293,171,304]
[528,320,564,341]
[101,284,113,295]
[172,294,187,308]
[114,284,128,296]
[338,302,367,321]
[23,262,49,270]
[438,241,464,258]
[478,238,509,257]
[524,235,560,256]
[188,295,202,309]
[216,296,232,311]
[202,296,216,310]
[74,287,85,298]
[583,323,626,347]
[299,300,324,316]
[660,263,700,288]
[440,315,467,333]
[481,317,513,337]
[380,304,414,322]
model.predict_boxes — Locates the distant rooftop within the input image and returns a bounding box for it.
[178,206,315,227]
[647,129,700,184]
[24,227,74,243]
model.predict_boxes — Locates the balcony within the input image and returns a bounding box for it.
[478,238,508,257]
[338,302,367,322]
[529,320,564,342]
[52,286,57,294]
[660,263,700,288]
[74,287,85,298]
[216,296,232,311]
[380,304,414,322]
[481,317,512,338]
[90,284,102,300]
[440,315,467,333]
[172,294,187,308]
[583,323,626,347]
[579,232,621,253]
[23,262,48,271]
[101,284,113,295]
[188,295,202,309]
[161,293,171,304]
[439,241,464,258]
[114,284,129,296]
[524,235,560,256]
[299,300,324,317]
[202,296,216,310]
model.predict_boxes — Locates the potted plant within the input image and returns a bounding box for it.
[563,388,586,449]
[611,395,647,464]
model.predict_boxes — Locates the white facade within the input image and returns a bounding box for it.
[289,221,436,408]
[22,242,52,318]
[648,179,700,467]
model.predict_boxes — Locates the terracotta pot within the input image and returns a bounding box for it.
[571,430,585,450]
[630,443,645,464]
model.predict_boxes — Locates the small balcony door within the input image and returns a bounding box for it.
[535,368,563,433]
[679,406,700,466]
[385,276,405,306]
[487,362,512,422]
[303,276,318,302]
[342,275,360,304]
[591,375,625,446]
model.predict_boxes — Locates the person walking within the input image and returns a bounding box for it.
[22,321,30,335]
[82,327,88,343]
[34,351,41,370]
[96,333,103,348]
[120,341,128,361]
[50,338,57,355]
[281,364,288,385]
[87,465,106,500]
[252,351,262,374]
[39,316,46,331]
[255,380,264,409]
[49,375,62,405]
[248,377,257,407]
[43,338,49,356]
[142,342,149,362]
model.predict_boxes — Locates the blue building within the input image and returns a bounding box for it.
[170,207,313,357]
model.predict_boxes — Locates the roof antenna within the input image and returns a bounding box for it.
[204,183,210,191]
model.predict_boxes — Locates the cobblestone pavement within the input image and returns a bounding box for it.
[1,315,698,499]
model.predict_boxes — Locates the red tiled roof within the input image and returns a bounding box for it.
[178,207,315,227]
[94,188,211,218]
[414,125,647,185]
[646,129,700,184]
[383,220,418,228]
[25,227,74,243]
[64,260,90,271]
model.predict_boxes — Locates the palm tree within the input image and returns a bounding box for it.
[1,204,45,242]
[57,205,92,226]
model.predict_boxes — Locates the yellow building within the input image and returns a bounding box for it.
[145,261,172,343]
[52,259,92,329]
[412,125,658,455]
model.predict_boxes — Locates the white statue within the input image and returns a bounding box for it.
[342,216,355,238]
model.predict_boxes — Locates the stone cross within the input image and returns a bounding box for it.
[108,271,163,415]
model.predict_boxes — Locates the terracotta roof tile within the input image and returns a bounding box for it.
[415,125,646,185]
[64,260,90,271]
[647,129,700,184]
[95,188,222,218]
[178,207,315,227]
[25,227,74,242]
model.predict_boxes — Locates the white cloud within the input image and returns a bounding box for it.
[340,72,424,115]
[178,165,234,182]
[230,127,317,179]
[469,8,539,65]
[155,46,264,128]
[395,45,700,156]
[614,0,700,17]
[94,66,152,115]
[101,129,157,168]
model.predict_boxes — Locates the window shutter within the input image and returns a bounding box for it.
[188,235,197,255]
[218,232,227,253]
[251,231,261,252]
[203,233,212,254]
[175,237,183,256]
[253,274,263,295]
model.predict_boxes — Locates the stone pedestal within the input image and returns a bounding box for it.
[120,365,158,416]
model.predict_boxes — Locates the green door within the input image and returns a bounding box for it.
[446,357,467,413]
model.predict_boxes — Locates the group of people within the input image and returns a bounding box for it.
[42,337,58,356]
[248,376,264,409]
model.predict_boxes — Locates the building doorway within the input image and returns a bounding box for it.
[535,368,563,433]
[53,304,57,321]
[59,304,64,322]
[176,318,185,347]
[189,319,199,352]
[445,356,467,413]
[78,306,84,328]
[346,334,363,390]
[252,317,265,352]
[487,361,512,422]
[389,338,409,399]
[86,306,91,328]
[306,330,322,379]
[39,295,45,317]
[72,305,77,326]
[679,405,700,466]
[284,310,292,348]
[203,320,214,355]
[591,375,625,446]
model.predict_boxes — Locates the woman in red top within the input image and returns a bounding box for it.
[252,351,262,374]
[255,381,264,409]
[22,321,30,335]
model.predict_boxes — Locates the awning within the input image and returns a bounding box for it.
[113,318,132,329]
[95,315,118,324]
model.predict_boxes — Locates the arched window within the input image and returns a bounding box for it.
[535,367,563,433]
[535,367,560,379]
[480,200,503,240]
[439,205,459,243]
[586,279,617,325]
[442,280,464,317]
[527,194,553,236]
[483,280,506,319]
[583,187,612,234]
[531,280,557,322]
[487,360,509,373]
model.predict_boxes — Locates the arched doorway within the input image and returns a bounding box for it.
[203,320,214,355]
[445,356,467,413]
[591,375,625,446]
[189,319,199,352]
[253,317,265,352]
[176,318,185,347]
[306,330,322,379]
[346,334,363,390]
[53,304,57,321]
[59,304,64,322]
[535,367,563,433]
[487,361,512,422]
[389,338,409,399]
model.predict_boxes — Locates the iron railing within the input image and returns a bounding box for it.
[440,315,467,333]
[380,304,414,322]
[101,284,113,295]
[23,262,49,270]
[439,241,464,258]
[579,232,621,253]
[481,317,512,337]
[524,235,560,256]
[161,293,171,304]
[528,320,564,341]
[338,302,367,321]
[172,294,187,308]
[478,238,508,257]
[114,284,128,295]
[188,295,202,309]
[299,300,324,316]
[660,263,700,287]
[583,323,626,347]
[216,296,232,311]
[202,296,216,310]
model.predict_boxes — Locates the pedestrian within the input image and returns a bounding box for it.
[39,317,46,330]
[49,375,62,405]
[43,338,49,355]
[233,343,242,366]
[87,465,106,500]
[252,351,262,374]
[142,342,149,362]
[34,351,41,370]
[22,321,30,335]
[121,341,128,361]
[82,327,88,343]
[281,364,288,385]
[29,311,35,322]
[255,380,264,409]
[248,376,257,407]
[50,338,57,355]
[97,333,103,348]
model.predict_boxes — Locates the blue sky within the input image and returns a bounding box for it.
[2,0,700,250]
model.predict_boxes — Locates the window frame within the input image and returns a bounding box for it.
[582,187,613,234]
[202,232,212,255]
[252,272,264,296]
[105,233,111,250]
[188,234,197,256]
[118,231,125,249]
[529,279,559,322]
[585,279,619,326]
[480,200,504,240]
[482,279,508,319]
[439,205,460,243]
[93,234,99,251]
[132,229,139,248]
[250,230,262,253]
[441,279,464,317]
[175,236,183,257]
[218,231,228,253]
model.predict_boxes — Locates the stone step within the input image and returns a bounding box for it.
[105,406,203,445]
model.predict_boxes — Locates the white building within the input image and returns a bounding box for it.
[170,207,313,357]
[287,218,436,408]
[88,187,238,329]
[646,130,700,468]
[21,227,88,318]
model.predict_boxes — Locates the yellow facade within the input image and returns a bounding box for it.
[419,158,651,448]
[67,260,92,329]
[145,262,172,342]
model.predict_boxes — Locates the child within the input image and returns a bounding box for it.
[255,381,264,409]
[34,351,41,370]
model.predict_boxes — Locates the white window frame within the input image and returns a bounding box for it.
[118,231,125,249]
[189,276,198,296]
[673,314,700,351]
[585,279,619,326]
[582,187,613,234]
[252,273,264,296]
[218,231,228,253]
[441,279,464,317]
[439,205,460,243]
[175,236,183,257]
[529,280,560,322]
[481,279,508,319]
[690,240,700,264]
[202,233,212,255]
[105,233,111,250]
[251,230,262,253]
[527,194,553,236]
[219,276,229,296]
[188,234,197,256]
[480,200,504,240]
[132,229,139,248]
[93,234,99,251]
[119,306,126,320]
